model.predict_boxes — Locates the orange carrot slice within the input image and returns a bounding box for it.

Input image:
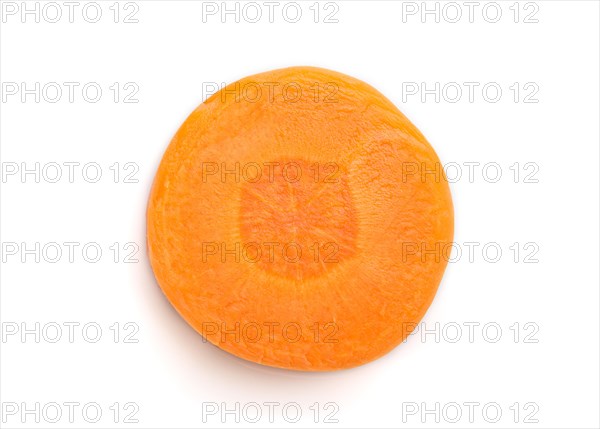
[147,66,453,371]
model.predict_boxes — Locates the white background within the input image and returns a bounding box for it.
[1,1,599,428]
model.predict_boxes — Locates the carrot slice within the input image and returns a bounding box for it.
[147,66,453,371]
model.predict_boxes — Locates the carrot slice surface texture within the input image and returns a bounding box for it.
[147,66,454,371]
